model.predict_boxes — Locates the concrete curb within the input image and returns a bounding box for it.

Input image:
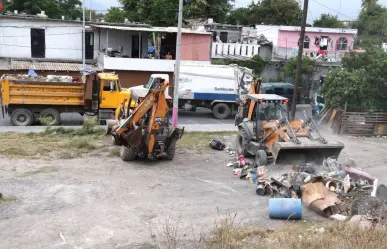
[0,124,237,133]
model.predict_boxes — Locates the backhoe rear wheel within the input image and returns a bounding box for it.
[255,150,268,166]
[120,146,137,161]
[236,128,250,156]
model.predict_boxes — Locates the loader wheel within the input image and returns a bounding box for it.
[255,150,268,166]
[120,146,137,161]
[165,138,177,160]
[212,103,231,119]
[11,109,33,126]
[236,128,250,156]
[40,108,61,126]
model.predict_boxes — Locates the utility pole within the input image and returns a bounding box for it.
[291,0,309,120]
[171,0,184,127]
[82,0,86,74]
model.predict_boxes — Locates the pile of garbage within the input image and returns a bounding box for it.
[3,74,75,82]
[209,138,387,225]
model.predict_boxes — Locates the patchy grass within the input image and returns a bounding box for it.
[18,166,59,177]
[108,147,121,157]
[178,131,236,150]
[0,126,106,159]
[200,217,387,249]
[0,194,17,204]
[0,130,235,160]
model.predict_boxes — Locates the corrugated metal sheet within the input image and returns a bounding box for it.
[91,24,210,35]
[10,60,102,71]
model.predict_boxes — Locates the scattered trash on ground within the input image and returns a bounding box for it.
[208,138,387,225]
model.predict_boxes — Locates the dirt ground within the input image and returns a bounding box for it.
[1,130,387,249]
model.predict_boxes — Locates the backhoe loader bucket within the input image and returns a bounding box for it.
[271,138,344,165]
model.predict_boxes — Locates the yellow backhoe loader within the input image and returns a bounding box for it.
[106,77,184,161]
[236,93,344,166]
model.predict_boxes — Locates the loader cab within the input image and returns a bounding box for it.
[247,94,289,121]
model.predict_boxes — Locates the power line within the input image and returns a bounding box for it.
[311,0,356,21]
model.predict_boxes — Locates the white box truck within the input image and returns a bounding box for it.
[130,64,254,119]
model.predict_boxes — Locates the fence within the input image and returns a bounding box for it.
[340,112,387,136]
[211,42,261,59]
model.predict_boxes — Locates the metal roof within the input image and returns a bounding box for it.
[10,60,102,71]
[91,24,211,35]
[247,94,288,101]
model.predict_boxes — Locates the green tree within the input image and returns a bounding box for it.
[353,0,387,47]
[313,14,344,28]
[283,56,315,99]
[104,7,128,23]
[248,0,301,26]
[226,7,250,25]
[212,54,266,75]
[6,0,63,18]
[58,0,82,20]
[321,47,387,111]
[119,0,233,26]
[5,0,83,20]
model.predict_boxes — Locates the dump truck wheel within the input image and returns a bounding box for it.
[11,109,33,126]
[165,139,177,160]
[236,128,250,156]
[40,108,61,126]
[255,150,268,166]
[120,146,137,161]
[212,103,231,119]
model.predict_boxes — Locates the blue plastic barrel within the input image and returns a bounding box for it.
[269,198,302,220]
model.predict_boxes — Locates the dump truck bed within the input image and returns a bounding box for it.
[0,78,85,106]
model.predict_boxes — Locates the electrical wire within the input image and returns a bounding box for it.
[311,0,356,21]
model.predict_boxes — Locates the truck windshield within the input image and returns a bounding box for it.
[258,103,288,120]
[144,77,153,89]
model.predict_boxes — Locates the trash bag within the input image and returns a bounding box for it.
[209,139,226,151]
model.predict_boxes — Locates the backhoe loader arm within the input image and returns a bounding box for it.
[116,82,168,135]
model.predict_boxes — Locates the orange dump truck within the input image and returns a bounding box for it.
[0,73,132,126]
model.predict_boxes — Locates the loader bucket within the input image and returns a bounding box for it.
[271,138,344,165]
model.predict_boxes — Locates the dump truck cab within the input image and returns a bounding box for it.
[236,93,344,166]
[90,72,132,122]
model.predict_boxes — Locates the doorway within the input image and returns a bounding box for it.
[132,35,139,58]
[31,28,45,58]
[85,32,94,59]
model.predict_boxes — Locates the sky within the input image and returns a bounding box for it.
[91,0,387,23]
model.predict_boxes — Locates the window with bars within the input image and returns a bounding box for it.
[337,37,348,50]
[298,36,310,49]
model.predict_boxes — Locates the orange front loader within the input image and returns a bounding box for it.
[106,79,184,161]
[235,93,344,166]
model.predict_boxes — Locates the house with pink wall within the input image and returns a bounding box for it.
[276,26,358,61]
